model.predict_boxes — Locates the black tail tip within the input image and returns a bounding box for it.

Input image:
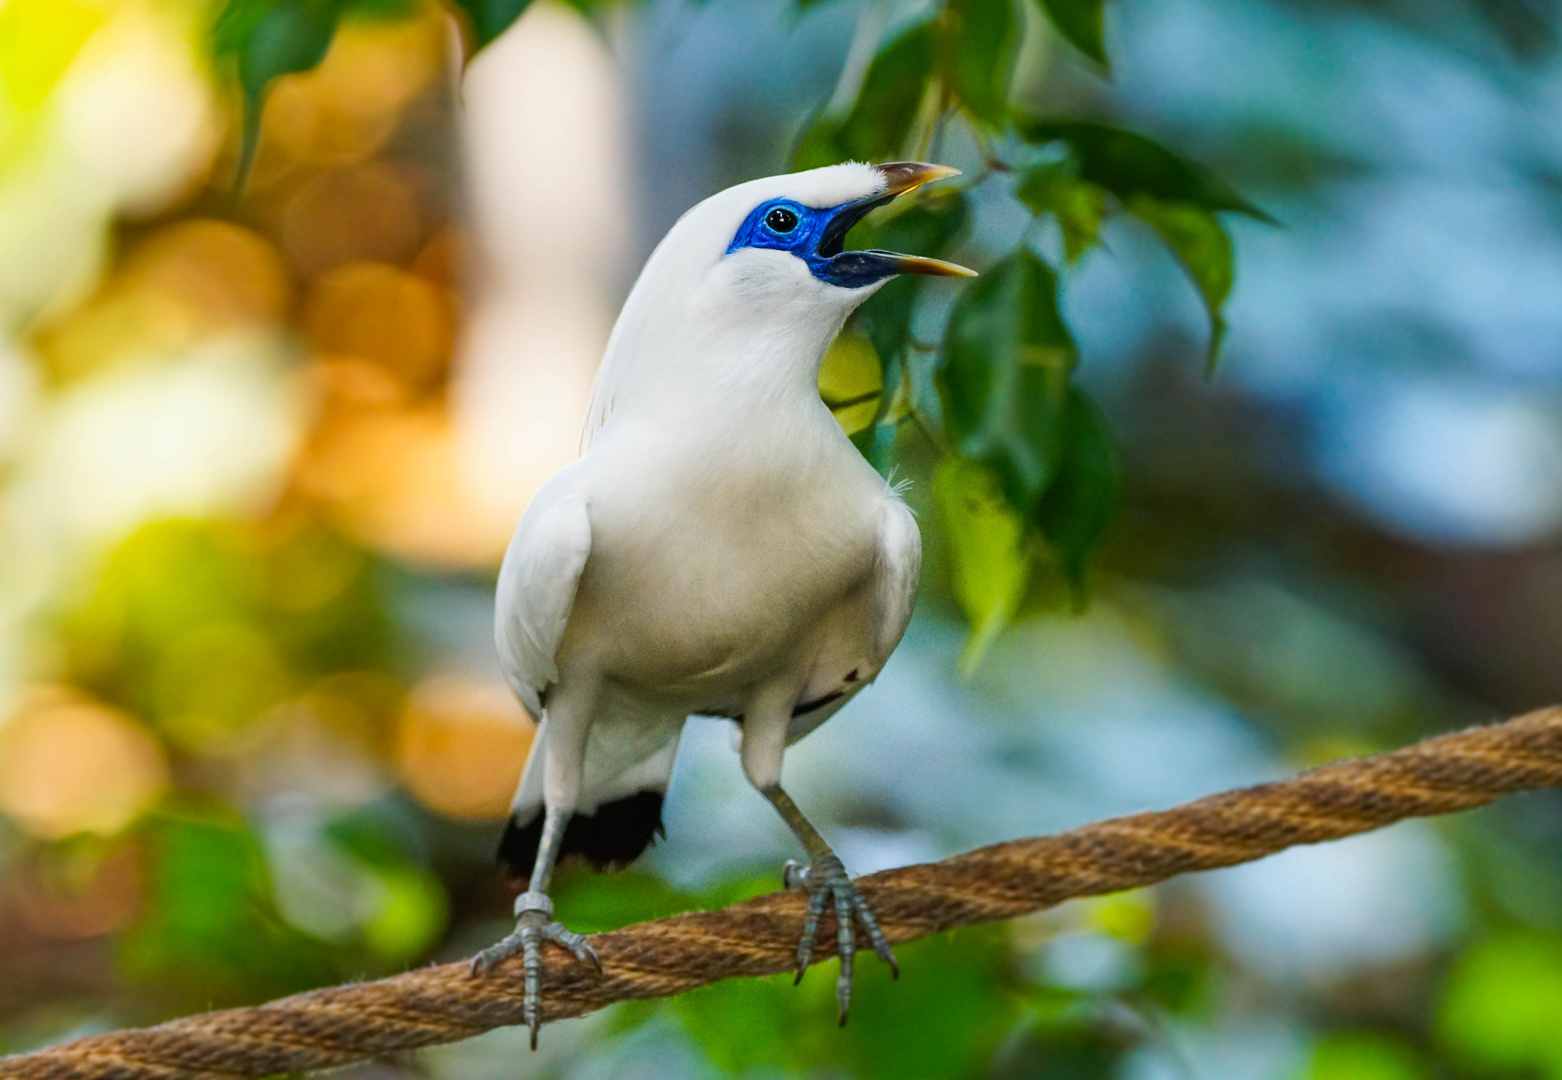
[499,791,666,877]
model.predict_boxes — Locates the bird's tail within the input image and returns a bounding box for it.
[498,715,684,878]
[499,791,666,876]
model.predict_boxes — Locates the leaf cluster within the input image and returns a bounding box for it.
[800,0,1270,667]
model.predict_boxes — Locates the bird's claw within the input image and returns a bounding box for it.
[470,907,601,1050]
[783,853,897,1025]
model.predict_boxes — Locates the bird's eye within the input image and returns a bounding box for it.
[766,207,799,233]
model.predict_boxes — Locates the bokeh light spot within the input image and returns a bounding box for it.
[305,261,454,390]
[396,677,531,821]
[281,162,424,279]
[0,688,168,839]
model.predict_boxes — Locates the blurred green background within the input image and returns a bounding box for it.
[4,0,1562,1076]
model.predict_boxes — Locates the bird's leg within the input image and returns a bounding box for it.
[471,698,602,1050]
[763,784,898,1025]
[739,692,895,1024]
[470,805,601,1047]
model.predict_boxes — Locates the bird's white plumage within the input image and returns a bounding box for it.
[872,498,921,662]
[583,162,887,448]
[494,487,591,721]
[498,160,921,829]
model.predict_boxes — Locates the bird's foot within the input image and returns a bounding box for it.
[783,853,897,1026]
[469,891,601,1050]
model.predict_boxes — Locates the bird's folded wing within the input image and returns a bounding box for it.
[494,491,592,722]
[872,497,922,663]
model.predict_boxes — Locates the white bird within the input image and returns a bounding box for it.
[470,161,974,1044]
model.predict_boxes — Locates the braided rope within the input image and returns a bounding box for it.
[8,707,1562,1080]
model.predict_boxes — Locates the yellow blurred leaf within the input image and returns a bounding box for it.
[1085,890,1156,945]
[261,15,445,170]
[818,331,882,436]
[281,162,423,279]
[295,396,518,568]
[361,864,447,962]
[0,0,103,110]
[934,457,1029,677]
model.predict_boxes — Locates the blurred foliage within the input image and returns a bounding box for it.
[0,0,104,111]
[676,930,1024,1079]
[1302,1033,1425,1080]
[63,519,395,751]
[1438,930,1562,1076]
[119,802,340,1003]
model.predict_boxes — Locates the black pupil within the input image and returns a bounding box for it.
[766,207,799,233]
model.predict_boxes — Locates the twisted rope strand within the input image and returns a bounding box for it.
[8,707,1562,1080]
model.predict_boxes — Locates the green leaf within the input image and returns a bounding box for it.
[949,0,1018,127]
[854,187,969,368]
[794,19,936,169]
[1305,1034,1425,1080]
[448,0,533,51]
[1033,0,1107,66]
[233,0,339,113]
[935,458,1030,675]
[937,246,1076,512]
[360,864,447,963]
[1439,931,1562,1074]
[1017,119,1273,221]
[1034,388,1119,600]
[119,803,338,1003]
[1014,159,1106,262]
[1015,123,1258,369]
[214,0,340,191]
[1128,195,1234,369]
[214,0,419,192]
[677,916,1018,1076]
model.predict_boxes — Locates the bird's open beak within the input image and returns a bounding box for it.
[817,162,977,281]
[877,161,962,198]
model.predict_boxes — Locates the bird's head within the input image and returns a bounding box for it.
[716,161,974,295]
[680,162,973,329]
[585,162,974,442]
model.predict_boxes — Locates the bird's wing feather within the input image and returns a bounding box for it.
[783,499,919,746]
[494,490,592,721]
[872,496,922,663]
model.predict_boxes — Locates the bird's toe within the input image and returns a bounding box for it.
[473,910,600,1050]
[783,853,897,1022]
[551,922,604,974]
[469,930,526,977]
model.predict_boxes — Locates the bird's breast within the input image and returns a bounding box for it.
[562,425,883,699]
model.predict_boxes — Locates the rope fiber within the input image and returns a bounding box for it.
[8,706,1562,1080]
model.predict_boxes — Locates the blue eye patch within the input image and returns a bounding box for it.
[726,195,900,289]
